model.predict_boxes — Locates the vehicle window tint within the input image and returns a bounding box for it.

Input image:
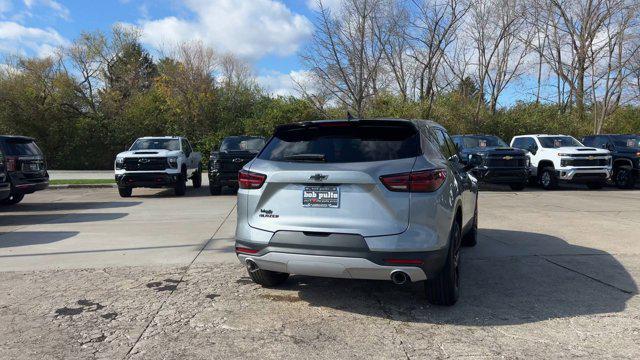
[220,137,266,152]
[538,136,582,148]
[259,123,420,163]
[512,137,536,151]
[610,135,639,148]
[4,140,42,156]
[582,136,594,146]
[442,131,458,158]
[130,139,180,151]
[594,136,609,148]
[433,129,454,158]
[181,139,192,153]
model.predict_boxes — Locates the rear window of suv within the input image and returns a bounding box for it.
[258,121,421,163]
[4,139,42,156]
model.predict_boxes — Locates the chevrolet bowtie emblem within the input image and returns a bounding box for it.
[309,173,328,181]
[232,158,244,163]
[138,158,150,163]
[588,156,595,160]
[503,156,513,160]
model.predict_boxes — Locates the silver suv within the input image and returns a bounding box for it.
[235,119,479,305]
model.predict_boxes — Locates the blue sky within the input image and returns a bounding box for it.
[0,0,539,104]
[0,0,332,95]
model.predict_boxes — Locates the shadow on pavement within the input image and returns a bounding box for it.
[0,231,79,248]
[0,201,141,212]
[272,229,636,325]
[0,213,129,227]
[130,186,232,198]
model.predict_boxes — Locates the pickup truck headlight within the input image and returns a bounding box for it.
[167,157,178,169]
[115,158,124,170]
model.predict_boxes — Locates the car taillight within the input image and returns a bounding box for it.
[6,156,17,172]
[380,169,446,192]
[238,169,266,189]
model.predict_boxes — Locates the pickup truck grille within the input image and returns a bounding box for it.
[123,157,167,171]
[486,156,526,168]
[562,158,609,167]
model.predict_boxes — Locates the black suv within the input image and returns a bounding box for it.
[208,136,265,195]
[0,136,49,205]
[582,134,639,188]
[452,134,529,190]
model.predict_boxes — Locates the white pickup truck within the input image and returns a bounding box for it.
[511,134,611,190]
[114,136,202,197]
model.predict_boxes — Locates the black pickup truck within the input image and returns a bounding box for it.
[582,134,639,189]
[208,136,265,195]
[0,135,49,205]
[452,134,529,190]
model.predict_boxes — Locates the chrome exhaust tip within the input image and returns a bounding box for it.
[245,259,259,273]
[390,270,409,285]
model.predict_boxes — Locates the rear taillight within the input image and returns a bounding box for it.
[6,156,17,172]
[380,169,446,192]
[235,246,259,254]
[238,169,266,189]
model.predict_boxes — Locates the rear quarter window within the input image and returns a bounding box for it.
[259,122,421,163]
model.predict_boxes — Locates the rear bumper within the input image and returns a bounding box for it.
[474,167,528,184]
[115,172,179,188]
[7,173,49,194]
[208,171,238,187]
[235,236,448,282]
[556,168,611,182]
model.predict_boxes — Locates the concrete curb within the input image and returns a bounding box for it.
[48,184,117,189]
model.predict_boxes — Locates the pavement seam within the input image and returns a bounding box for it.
[122,203,237,359]
[540,256,635,295]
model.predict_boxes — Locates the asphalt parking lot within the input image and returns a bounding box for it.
[1,185,639,359]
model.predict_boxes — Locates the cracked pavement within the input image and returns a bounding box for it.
[1,186,639,359]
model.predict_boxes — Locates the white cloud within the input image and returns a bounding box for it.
[136,0,313,59]
[0,21,67,57]
[257,69,313,97]
[23,0,69,20]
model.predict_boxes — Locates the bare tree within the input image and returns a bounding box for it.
[407,0,469,115]
[302,0,386,117]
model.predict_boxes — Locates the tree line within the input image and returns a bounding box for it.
[1,0,640,169]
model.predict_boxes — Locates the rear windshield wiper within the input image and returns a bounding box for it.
[283,154,326,162]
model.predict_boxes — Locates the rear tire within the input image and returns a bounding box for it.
[248,268,289,287]
[192,166,202,189]
[1,193,25,205]
[118,187,132,198]
[509,183,526,191]
[539,167,557,190]
[614,166,635,189]
[425,221,461,306]
[175,175,187,196]
[209,183,222,195]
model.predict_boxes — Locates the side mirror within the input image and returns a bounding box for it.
[464,154,482,171]
[527,146,537,155]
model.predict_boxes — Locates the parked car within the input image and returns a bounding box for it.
[511,134,611,190]
[0,135,49,205]
[0,149,10,201]
[208,136,265,195]
[234,119,480,306]
[114,136,202,197]
[582,134,639,189]
[452,134,529,190]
